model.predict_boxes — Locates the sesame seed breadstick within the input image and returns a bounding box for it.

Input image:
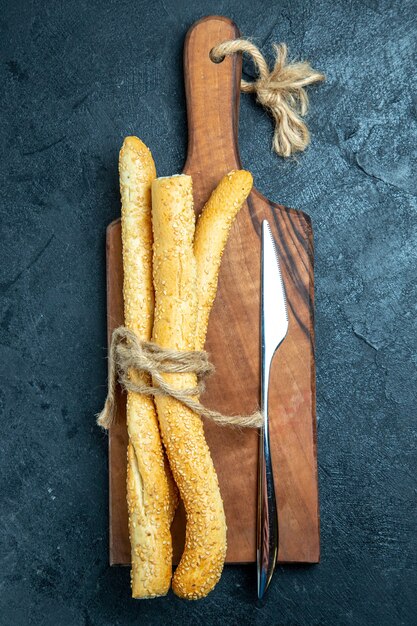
[120,136,177,599]
[194,169,253,348]
[151,175,227,599]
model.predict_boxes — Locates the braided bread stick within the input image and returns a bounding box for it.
[120,137,177,598]
[151,171,253,599]
[151,175,226,599]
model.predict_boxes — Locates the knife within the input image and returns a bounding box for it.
[257,220,289,599]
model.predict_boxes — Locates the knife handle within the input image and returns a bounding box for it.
[257,416,279,598]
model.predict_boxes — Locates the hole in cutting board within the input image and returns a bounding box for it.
[209,48,225,64]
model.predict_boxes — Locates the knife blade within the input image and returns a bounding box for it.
[257,219,289,599]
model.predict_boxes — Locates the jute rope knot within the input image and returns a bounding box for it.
[97,327,262,429]
[210,39,325,157]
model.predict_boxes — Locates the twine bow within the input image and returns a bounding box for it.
[210,39,325,157]
[97,327,262,429]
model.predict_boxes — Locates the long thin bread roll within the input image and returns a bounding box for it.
[151,175,227,599]
[194,169,253,348]
[120,137,177,599]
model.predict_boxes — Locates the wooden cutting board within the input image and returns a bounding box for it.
[106,15,319,566]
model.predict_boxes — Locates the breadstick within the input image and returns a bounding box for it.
[120,136,177,599]
[151,175,227,599]
[194,169,253,348]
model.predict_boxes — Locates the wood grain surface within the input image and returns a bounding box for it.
[107,15,319,566]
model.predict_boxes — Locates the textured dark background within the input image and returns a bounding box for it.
[1,0,416,624]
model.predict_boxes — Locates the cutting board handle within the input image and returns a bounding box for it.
[183,16,243,188]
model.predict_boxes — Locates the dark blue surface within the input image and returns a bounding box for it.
[1,1,416,624]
